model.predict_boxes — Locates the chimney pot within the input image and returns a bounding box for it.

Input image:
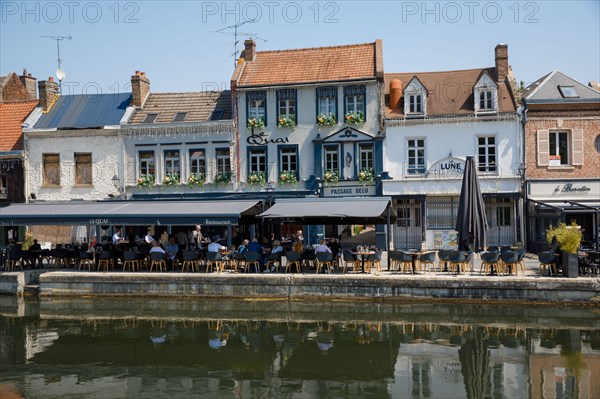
[244,39,256,62]
[494,44,509,82]
[49,76,54,82]
[38,79,59,111]
[131,71,150,107]
[389,79,403,111]
[141,72,146,77]
[135,70,141,75]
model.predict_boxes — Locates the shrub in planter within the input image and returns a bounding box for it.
[546,222,582,277]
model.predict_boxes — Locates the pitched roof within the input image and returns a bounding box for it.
[33,93,131,130]
[384,67,517,118]
[0,100,38,151]
[523,70,600,101]
[128,91,231,124]
[236,41,381,87]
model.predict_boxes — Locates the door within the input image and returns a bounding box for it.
[393,199,422,250]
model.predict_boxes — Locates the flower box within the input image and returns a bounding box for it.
[358,168,375,185]
[323,169,339,185]
[317,113,336,128]
[277,116,295,130]
[136,174,154,190]
[344,111,365,125]
[162,173,180,190]
[248,171,266,186]
[247,117,265,130]
[187,173,205,189]
[214,172,231,186]
[279,170,298,186]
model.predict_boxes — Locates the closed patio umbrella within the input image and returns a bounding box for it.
[455,156,487,252]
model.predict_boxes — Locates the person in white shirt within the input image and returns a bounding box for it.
[149,241,165,254]
[145,230,155,244]
[315,239,332,253]
[271,240,284,254]
[112,229,122,245]
[207,238,225,253]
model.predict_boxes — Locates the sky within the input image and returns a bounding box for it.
[1,0,599,94]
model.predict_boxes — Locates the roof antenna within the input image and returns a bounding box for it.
[41,34,73,93]
[213,21,267,67]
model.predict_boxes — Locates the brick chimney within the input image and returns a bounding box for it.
[38,77,59,111]
[19,68,37,100]
[244,39,256,62]
[131,71,150,107]
[495,44,509,83]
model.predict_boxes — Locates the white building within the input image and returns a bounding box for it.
[383,45,522,250]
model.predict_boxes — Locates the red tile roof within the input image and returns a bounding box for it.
[0,100,38,151]
[237,41,381,87]
[384,67,517,118]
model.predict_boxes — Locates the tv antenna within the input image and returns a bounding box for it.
[214,21,267,66]
[41,34,73,92]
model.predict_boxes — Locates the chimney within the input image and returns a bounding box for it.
[131,70,150,107]
[244,39,256,62]
[19,69,37,101]
[38,77,59,111]
[389,79,403,110]
[495,44,509,82]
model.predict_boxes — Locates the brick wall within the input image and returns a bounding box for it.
[525,116,600,179]
[1,74,28,102]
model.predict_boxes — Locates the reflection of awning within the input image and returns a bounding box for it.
[258,197,396,224]
[0,200,261,226]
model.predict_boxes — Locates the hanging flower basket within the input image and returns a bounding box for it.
[358,168,375,185]
[279,170,298,186]
[162,173,180,190]
[344,111,365,125]
[187,173,205,189]
[317,113,336,129]
[323,169,339,186]
[277,116,295,131]
[136,174,154,190]
[247,117,265,130]
[248,171,266,186]
[214,172,231,186]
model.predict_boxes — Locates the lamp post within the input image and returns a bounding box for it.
[518,164,527,249]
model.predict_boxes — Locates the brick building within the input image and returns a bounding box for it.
[522,70,600,251]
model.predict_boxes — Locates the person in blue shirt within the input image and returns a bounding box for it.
[165,235,179,270]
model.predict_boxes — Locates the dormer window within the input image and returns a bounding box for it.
[403,78,427,117]
[173,112,187,122]
[558,86,578,98]
[142,113,159,123]
[474,72,498,115]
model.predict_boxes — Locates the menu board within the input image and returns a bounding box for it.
[433,230,458,249]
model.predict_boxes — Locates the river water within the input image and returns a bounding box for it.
[1,297,598,399]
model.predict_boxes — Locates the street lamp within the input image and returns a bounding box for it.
[111,174,124,198]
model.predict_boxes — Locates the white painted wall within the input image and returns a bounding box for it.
[383,117,522,195]
[24,130,122,201]
[237,81,380,187]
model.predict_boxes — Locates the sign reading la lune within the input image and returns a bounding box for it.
[428,157,465,175]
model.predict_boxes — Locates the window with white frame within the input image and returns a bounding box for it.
[189,149,206,175]
[344,85,366,119]
[359,143,374,170]
[408,94,423,113]
[549,131,570,165]
[279,147,298,175]
[249,148,267,173]
[479,90,494,110]
[317,86,337,117]
[277,89,296,122]
[0,175,7,199]
[474,73,498,114]
[324,145,339,172]
[215,148,231,174]
[139,151,155,180]
[407,139,425,174]
[477,136,497,172]
[246,90,266,126]
[404,78,426,116]
[164,150,180,177]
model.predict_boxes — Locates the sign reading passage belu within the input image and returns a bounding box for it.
[323,185,376,197]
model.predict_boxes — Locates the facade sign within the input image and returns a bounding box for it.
[323,185,376,197]
[247,131,290,146]
[528,180,600,199]
[428,157,465,175]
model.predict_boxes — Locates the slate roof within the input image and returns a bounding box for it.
[128,91,231,124]
[0,100,38,151]
[34,93,131,129]
[522,70,600,101]
[384,67,517,118]
[236,41,382,87]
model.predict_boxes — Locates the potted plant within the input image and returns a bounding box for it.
[136,174,154,190]
[247,171,266,187]
[344,111,365,125]
[323,169,339,186]
[546,222,582,278]
[162,173,180,190]
[279,170,298,186]
[187,173,205,189]
[317,113,336,129]
[214,172,231,186]
[247,117,265,130]
[277,115,295,131]
[358,168,375,185]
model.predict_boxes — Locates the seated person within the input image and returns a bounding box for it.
[207,238,225,253]
[315,239,332,253]
[29,239,42,251]
[149,240,165,254]
[144,230,155,244]
[247,238,262,254]
[292,237,304,254]
[237,239,249,254]
[272,240,284,254]
[164,236,179,268]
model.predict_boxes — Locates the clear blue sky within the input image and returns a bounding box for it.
[1,1,599,94]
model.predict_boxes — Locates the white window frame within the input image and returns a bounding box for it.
[549,131,570,165]
[324,145,339,172]
[279,147,298,174]
[215,148,231,175]
[0,175,7,199]
[359,143,374,170]
[477,136,497,173]
[474,73,498,114]
[189,149,206,175]
[248,99,265,120]
[406,138,426,175]
[408,94,423,114]
[139,151,155,178]
[345,95,364,114]
[479,90,494,110]
[278,98,295,119]
[318,95,336,115]
[163,150,181,177]
[249,148,267,173]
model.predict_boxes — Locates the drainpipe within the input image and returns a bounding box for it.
[520,103,528,250]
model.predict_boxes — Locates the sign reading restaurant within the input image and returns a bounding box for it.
[323,185,376,197]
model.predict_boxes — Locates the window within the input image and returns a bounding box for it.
[496,199,512,226]
[359,143,374,170]
[344,85,366,118]
[43,153,60,186]
[408,94,423,113]
[324,145,339,172]
[427,196,458,229]
[215,148,231,174]
[139,151,155,180]
[317,86,337,119]
[142,113,159,123]
[247,90,266,126]
[248,148,267,173]
[189,149,206,175]
[173,112,187,122]
[164,150,180,177]
[279,147,298,175]
[558,86,578,98]
[479,90,493,110]
[477,136,497,172]
[407,139,425,174]
[74,153,92,185]
[0,176,7,199]
[277,89,296,122]
[549,131,569,165]
[595,135,600,153]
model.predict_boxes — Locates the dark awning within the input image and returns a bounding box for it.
[0,200,261,226]
[258,197,396,224]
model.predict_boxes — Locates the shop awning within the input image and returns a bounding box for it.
[0,200,261,226]
[258,197,396,224]
[529,198,600,213]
